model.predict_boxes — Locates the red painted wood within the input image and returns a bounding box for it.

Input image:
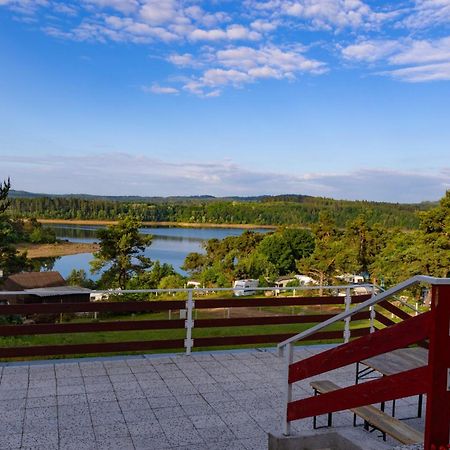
[379,300,412,321]
[0,295,371,314]
[195,295,370,309]
[424,285,450,450]
[0,301,185,315]
[0,319,186,336]
[0,339,185,358]
[195,312,370,328]
[287,366,428,421]
[289,311,431,383]
[375,312,396,327]
[193,328,371,348]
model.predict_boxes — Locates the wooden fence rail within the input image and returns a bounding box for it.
[0,294,397,359]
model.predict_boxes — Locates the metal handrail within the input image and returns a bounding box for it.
[277,275,450,351]
[0,283,375,296]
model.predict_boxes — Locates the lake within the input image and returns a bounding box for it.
[45,224,270,279]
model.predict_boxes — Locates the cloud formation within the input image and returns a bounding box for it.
[2,0,450,94]
[342,36,450,82]
[2,153,448,202]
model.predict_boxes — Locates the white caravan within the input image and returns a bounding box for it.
[233,279,259,296]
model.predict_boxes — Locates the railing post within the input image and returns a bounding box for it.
[369,285,376,333]
[282,343,294,436]
[184,289,194,356]
[424,284,450,450]
[343,287,351,343]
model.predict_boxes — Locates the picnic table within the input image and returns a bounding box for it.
[356,347,428,419]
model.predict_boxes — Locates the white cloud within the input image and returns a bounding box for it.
[142,84,179,94]
[341,40,401,62]
[167,53,196,67]
[190,25,261,42]
[0,0,48,14]
[250,19,278,32]
[245,0,397,30]
[83,0,138,14]
[140,0,181,25]
[403,0,450,29]
[385,62,450,82]
[389,36,450,65]
[180,45,326,96]
[3,152,448,201]
[341,36,450,82]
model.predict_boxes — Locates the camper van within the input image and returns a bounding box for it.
[233,279,259,296]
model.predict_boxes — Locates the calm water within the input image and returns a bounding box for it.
[46,224,270,279]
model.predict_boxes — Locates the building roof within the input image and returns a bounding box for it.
[1,271,66,291]
[23,286,92,297]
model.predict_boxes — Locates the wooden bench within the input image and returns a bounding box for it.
[310,380,424,445]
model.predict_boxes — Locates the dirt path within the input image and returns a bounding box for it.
[16,242,99,258]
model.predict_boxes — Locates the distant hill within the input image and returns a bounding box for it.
[8,189,438,230]
[8,190,436,207]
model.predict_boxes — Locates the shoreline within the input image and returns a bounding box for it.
[37,219,277,230]
[17,242,99,259]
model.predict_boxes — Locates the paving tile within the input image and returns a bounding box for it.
[91,411,126,426]
[57,393,88,406]
[58,437,98,450]
[118,398,150,411]
[127,420,163,437]
[122,407,156,423]
[190,414,226,429]
[97,436,135,450]
[21,431,58,447]
[153,406,187,420]
[27,396,57,408]
[132,434,172,449]
[147,395,179,408]
[0,389,27,400]
[0,433,21,449]
[197,424,236,443]
[94,422,130,440]
[87,391,117,403]
[0,398,26,411]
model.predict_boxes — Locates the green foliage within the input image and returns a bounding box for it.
[66,269,96,289]
[90,216,152,289]
[158,274,185,289]
[0,179,32,278]
[8,193,428,229]
[258,228,314,275]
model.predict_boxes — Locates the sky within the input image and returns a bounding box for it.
[0,0,449,203]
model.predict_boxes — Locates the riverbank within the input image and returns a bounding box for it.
[38,219,277,230]
[16,242,99,259]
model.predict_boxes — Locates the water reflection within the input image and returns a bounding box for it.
[46,224,270,278]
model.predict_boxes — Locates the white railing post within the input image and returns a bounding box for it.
[343,287,351,343]
[184,289,194,355]
[370,285,376,333]
[282,343,294,436]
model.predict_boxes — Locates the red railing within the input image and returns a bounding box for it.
[282,279,450,450]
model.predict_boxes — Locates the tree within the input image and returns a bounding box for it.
[0,179,30,277]
[90,216,152,289]
[258,228,314,275]
[296,212,342,294]
[66,269,96,289]
[418,190,449,277]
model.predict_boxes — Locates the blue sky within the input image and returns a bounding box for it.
[0,0,449,202]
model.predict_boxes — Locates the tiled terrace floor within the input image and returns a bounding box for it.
[0,347,425,450]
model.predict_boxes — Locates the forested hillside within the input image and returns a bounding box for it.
[8,194,433,229]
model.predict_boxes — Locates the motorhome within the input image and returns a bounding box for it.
[233,279,259,296]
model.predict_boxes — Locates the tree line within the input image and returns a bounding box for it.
[181,191,449,290]
[8,194,430,229]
